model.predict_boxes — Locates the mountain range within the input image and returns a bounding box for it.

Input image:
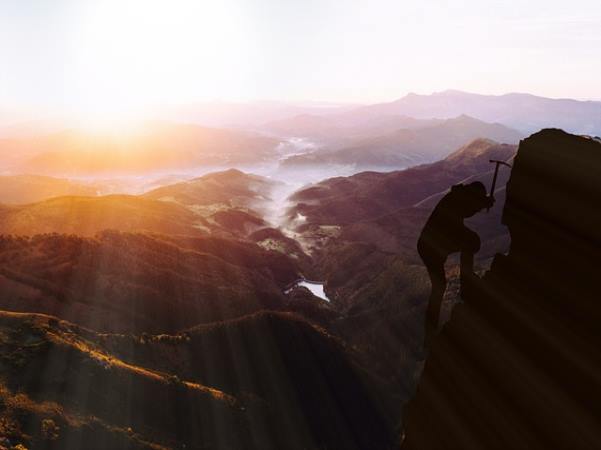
[0,169,285,241]
[0,113,597,449]
[344,90,601,135]
[0,134,522,448]
[0,308,395,449]
[2,91,599,179]
[280,115,522,169]
[262,114,442,147]
[154,92,601,137]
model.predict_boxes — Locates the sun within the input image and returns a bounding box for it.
[66,0,257,125]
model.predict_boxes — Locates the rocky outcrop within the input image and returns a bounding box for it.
[401,129,601,449]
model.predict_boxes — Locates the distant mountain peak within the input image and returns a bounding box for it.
[445,138,500,161]
[442,114,502,127]
[443,137,516,171]
[367,91,601,135]
[435,89,470,96]
[403,89,470,99]
[215,168,246,177]
[192,168,262,183]
[447,113,478,122]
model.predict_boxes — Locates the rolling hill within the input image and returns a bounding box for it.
[0,231,300,333]
[0,169,283,238]
[0,309,395,450]
[144,168,282,236]
[0,195,209,237]
[144,168,275,210]
[0,311,242,450]
[0,174,98,204]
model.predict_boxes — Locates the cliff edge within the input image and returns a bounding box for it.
[401,129,601,449]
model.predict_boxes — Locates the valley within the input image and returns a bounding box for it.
[0,91,598,449]
[2,0,600,445]
[0,128,518,448]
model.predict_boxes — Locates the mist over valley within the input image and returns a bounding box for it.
[0,89,599,449]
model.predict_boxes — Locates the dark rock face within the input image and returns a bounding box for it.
[401,130,601,449]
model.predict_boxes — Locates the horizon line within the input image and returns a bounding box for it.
[2,88,601,121]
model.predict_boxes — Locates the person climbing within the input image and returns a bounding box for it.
[417,181,494,345]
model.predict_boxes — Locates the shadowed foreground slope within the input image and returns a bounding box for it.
[0,311,396,450]
[0,231,300,333]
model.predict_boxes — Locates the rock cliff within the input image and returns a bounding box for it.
[401,129,601,449]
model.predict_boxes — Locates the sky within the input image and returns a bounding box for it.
[1,0,600,119]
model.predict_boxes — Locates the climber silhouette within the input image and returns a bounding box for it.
[417,181,493,343]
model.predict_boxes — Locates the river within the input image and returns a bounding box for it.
[286,279,330,302]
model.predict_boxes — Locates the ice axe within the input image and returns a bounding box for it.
[487,160,512,211]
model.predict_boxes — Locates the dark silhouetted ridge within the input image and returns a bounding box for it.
[401,129,601,449]
[0,309,397,450]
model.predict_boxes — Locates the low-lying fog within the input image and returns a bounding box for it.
[0,133,411,239]
[34,137,401,226]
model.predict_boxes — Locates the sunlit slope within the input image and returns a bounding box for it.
[52,310,396,450]
[145,168,275,208]
[0,311,244,450]
[144,168,276,236]
[0,309,397,450]
[2,122,279,175]
[0,174,97,204]
[0,169,282,238]
[0,232,299,333]
[0,195,209,236]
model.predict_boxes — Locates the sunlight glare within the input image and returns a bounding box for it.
[68,0,256,123]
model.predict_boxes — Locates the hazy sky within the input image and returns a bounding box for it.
[1,0,600,117]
